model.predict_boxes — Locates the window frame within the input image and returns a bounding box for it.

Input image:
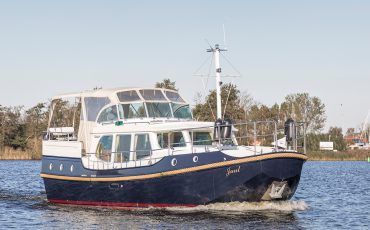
[157,132,186,149]
[171,103,192,119]
[145,102,173,118]
[115,134,132,162]
[96,104,119,123]
[95,135,114,162]
[190,131,213,146]
[133,133,152,160]
[119,102,148,120]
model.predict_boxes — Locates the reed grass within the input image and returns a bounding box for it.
[307,150,370,161]
[0,147,41,160]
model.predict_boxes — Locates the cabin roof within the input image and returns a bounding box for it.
[52,87,180,101]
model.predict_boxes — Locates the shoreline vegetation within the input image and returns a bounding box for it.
[1,148,369,161]
[0,147,40,160]
[307,150,370,161]
[0,80,368,162]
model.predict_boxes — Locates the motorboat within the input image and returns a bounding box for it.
[40,45,307,207]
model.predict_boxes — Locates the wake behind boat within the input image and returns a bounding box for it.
[40,45,307,207]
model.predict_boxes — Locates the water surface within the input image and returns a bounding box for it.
[0,161,369,229]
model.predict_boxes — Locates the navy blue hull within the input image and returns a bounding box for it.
[41,153,306,207]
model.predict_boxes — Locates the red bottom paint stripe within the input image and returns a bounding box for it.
[48,199,198,208]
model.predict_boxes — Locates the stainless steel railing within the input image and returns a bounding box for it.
[81,120,306,170]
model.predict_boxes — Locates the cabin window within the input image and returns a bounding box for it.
[157,133,168,148]
[146,102,172,118]
[139,89,167,101]
[115,135,131,162]
[191,132,212,145]
[172,132,186,147]
[84,97,111,121]
[171,103,192,119]
[134,134,151,160]
[119,103,147,119]
[96,135,113,161]
[97,105,118,123]
[157,132,185,148]
[165,91,185,103]
[117,90,141,102]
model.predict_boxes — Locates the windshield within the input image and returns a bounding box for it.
[146,102,172,118]
[97,105,118,123]
[119,103,147,119]
[165,91,185,103]
[171,103,192,119]
[139,89,167,101]
[117,90,141,102]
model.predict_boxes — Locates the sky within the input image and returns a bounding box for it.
[0,0,370,132]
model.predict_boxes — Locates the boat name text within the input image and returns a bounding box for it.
[226,166,241,177]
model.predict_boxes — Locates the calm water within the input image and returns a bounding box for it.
[0,161,369,229]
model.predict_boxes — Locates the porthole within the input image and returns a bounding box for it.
[49,163,53,171]
[59,164,64,171]
[193,156,199,163]
[70,165,74,172]
[171,158,177,167]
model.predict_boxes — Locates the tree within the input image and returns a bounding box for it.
[0,105,25,150]
[155,78,178,91]
[346,128,355,136]
[328,126,346,151]
[25,103,49,153]
[239,90,255,120]
[280,93,326,133]
[192,83,245,121]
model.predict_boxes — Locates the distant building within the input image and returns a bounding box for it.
[344,133,370,150]
[344,134,367,145]
[320,142,334,151]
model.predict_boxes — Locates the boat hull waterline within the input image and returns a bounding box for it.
[41,152,307,207]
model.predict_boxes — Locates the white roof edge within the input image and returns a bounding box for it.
[52,92,81,100]
[51,87,187,102]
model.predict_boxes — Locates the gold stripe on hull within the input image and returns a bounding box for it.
[40,152,308,182]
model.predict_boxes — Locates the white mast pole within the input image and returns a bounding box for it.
[215,45,222,119]
[207,44,226,119]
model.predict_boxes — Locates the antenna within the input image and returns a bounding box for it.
[204,39,213,50]
[223,24,227,49]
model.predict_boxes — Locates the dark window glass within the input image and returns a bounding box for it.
[97,105,118,123]
[172,103,192,119]
[157,133,168,148]
[117,90,141,102]
[115,135,131,162]
[192,132,212,145]
[139,89,166,101]
[172,132,186,147]
[96,135,113,161]
[157,132,185,148]
[146,102,172,118]
[165,91,185,103]
[135,134,151,160]
[119,103,147,119]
